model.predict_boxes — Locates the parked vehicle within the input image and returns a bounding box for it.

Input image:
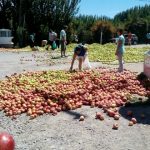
[124,33,138,45]
[0,29,14,48]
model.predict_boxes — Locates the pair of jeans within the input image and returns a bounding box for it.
[117,54,123,72]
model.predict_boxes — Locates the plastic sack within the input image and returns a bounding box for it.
[52,41,57,50]
[83,53,91,69]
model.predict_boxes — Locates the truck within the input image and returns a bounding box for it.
[0,29,14,48]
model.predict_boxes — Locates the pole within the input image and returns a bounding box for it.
[100,29,103,44]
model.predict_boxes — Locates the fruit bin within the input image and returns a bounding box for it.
[144,50,150,78]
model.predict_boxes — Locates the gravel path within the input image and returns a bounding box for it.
[0,48,150,150]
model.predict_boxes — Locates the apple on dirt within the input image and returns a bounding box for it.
[95,112,104,120]
[99,115,104,121]
[128,121,134,126]
[114,114,120,120]
[79,115,85,121]
[0,132,15,150]
[95,112,102,119]
[107,109,116,117]
[112,123,119,130]
[131,118,137,124]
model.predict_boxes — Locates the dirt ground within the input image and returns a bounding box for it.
[0,46,150,150]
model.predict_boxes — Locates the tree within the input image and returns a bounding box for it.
[0,0,12,28]
[0,0,81,46]
[113,5,150,43]
[29,0,80,31]
[91,21,115,44]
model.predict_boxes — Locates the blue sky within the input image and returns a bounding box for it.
[78,0,150,18]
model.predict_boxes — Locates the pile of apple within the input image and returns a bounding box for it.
[0,68,149,120]
[69,43,149,63]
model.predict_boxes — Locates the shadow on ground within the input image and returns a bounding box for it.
[119,99,150,125]
[51,56,62,59]
[64,110,87,119]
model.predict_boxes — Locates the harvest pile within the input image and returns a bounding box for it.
[1,43,149,65]
[88,43,150,63]
[68,43,150,63]
[0,68,150,121]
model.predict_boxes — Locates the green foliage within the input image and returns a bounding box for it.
[0,0,81,46]
[113,5,150,43]
[72,15,112,43]
[0,1,150,46]
[91,21,116,44]
[0,0,13,28]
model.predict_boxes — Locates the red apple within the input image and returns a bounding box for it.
[0,132,15,150]
[99,115,104,121]
[107,110,115,117]
[112,123,119,130]
[95,112,102,119]
[114,114,120,120]
[131,118,137,124]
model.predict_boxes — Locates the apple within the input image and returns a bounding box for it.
[0,132,15,150]
[114,114,120,120]
[131,118,137,124]
[79,115,85,121]
[112,123,119,130]
[128,121,134,126]
[95,112,102,119]
[99,115,104,121]
[107,110,115,117]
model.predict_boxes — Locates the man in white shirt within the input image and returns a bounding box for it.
[60,25,68,57]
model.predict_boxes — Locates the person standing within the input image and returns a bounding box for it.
[146,33,150,44]
[60,25,68,57]
[115,29,125,72]
[29,32,35,50]
[128,31,132,45]
[47,29,57,50]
